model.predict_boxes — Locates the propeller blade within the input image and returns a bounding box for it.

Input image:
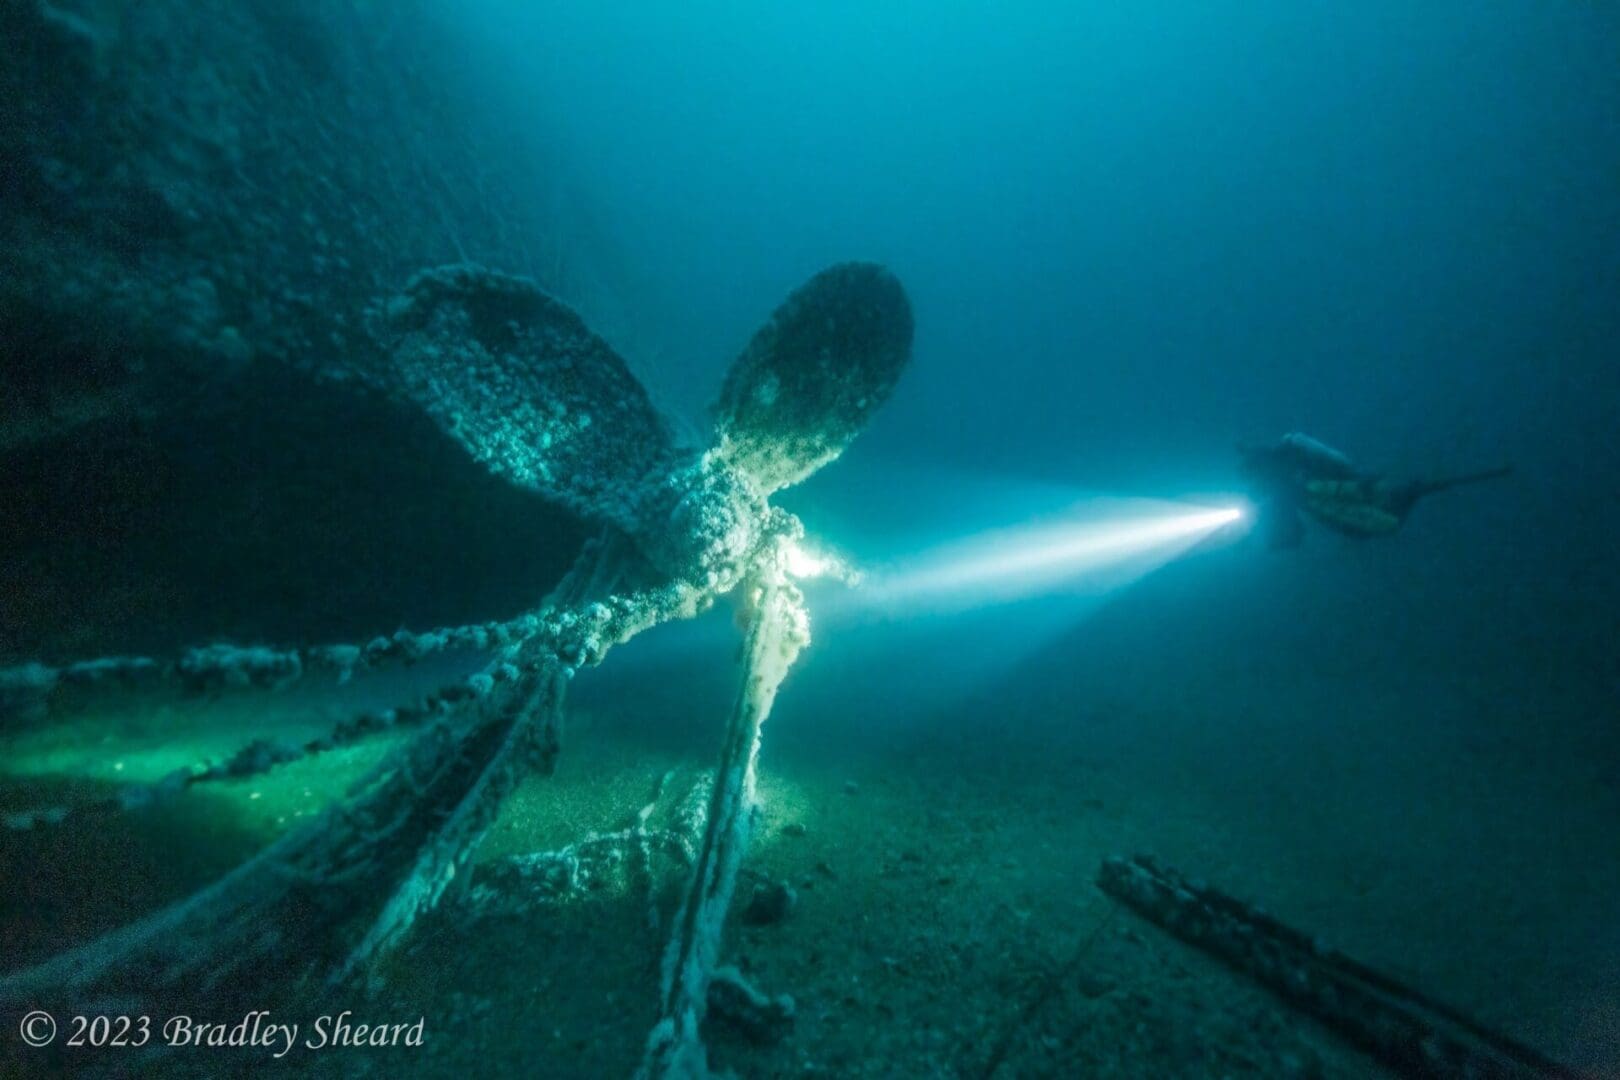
[714,262,912,494]
[382,264,675,525]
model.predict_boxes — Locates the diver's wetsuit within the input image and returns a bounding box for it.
[1239,433,1510,549]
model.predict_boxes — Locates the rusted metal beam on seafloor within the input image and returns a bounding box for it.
[1096,854,1588,1080]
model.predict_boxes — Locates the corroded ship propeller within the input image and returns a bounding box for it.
[379,260,913,583]
[0,260,912,1078]
[0,262,910,719]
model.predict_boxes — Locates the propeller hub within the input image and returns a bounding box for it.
[634,452,768,590]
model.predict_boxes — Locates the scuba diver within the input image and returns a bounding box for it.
[1238,432,1511,549]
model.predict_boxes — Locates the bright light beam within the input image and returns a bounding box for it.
[856,500,1244,615]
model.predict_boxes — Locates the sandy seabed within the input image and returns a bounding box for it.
[3,581,1615,1078]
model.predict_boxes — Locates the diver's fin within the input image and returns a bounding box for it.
[1409,465,1513,499]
